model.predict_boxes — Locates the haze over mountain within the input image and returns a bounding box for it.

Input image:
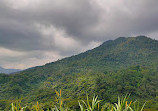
[0,66,21,74]
[0,36,158,110]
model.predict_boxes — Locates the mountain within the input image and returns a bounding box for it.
[0,66,21,74]
[0,36,158,110]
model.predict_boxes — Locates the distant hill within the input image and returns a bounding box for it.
[0,36,158,110]
[0,66,21,74]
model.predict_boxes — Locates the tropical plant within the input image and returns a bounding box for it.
[10,93,146,111]
[78,94,101,111]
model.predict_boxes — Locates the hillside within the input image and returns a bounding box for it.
[0,36,158,110]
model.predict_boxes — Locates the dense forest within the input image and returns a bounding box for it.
[0,36,158,110]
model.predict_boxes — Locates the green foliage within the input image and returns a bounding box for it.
[10,94,146,111]
[0,36,158,110]
[11,102,28,111]
[78,95,101,111]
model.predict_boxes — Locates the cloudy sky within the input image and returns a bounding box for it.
[0,0,158,69]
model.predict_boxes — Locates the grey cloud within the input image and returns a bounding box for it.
[0,0,158,69]
[0,0,101,51]
[0,21,44,51]
[105,0,158,37]
[30,0,102,43]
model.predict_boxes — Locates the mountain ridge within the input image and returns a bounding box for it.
[0,66,21,74]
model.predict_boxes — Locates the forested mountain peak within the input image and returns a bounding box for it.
[0,36,158,110]
[102,36,157,49]
[56,36,158,70]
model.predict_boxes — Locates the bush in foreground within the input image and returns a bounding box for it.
[11,90,146,111]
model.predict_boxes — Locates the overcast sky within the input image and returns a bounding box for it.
[0,0,158,69]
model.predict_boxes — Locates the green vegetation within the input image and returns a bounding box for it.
[0,36,158,110]
[10,91,146,111]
